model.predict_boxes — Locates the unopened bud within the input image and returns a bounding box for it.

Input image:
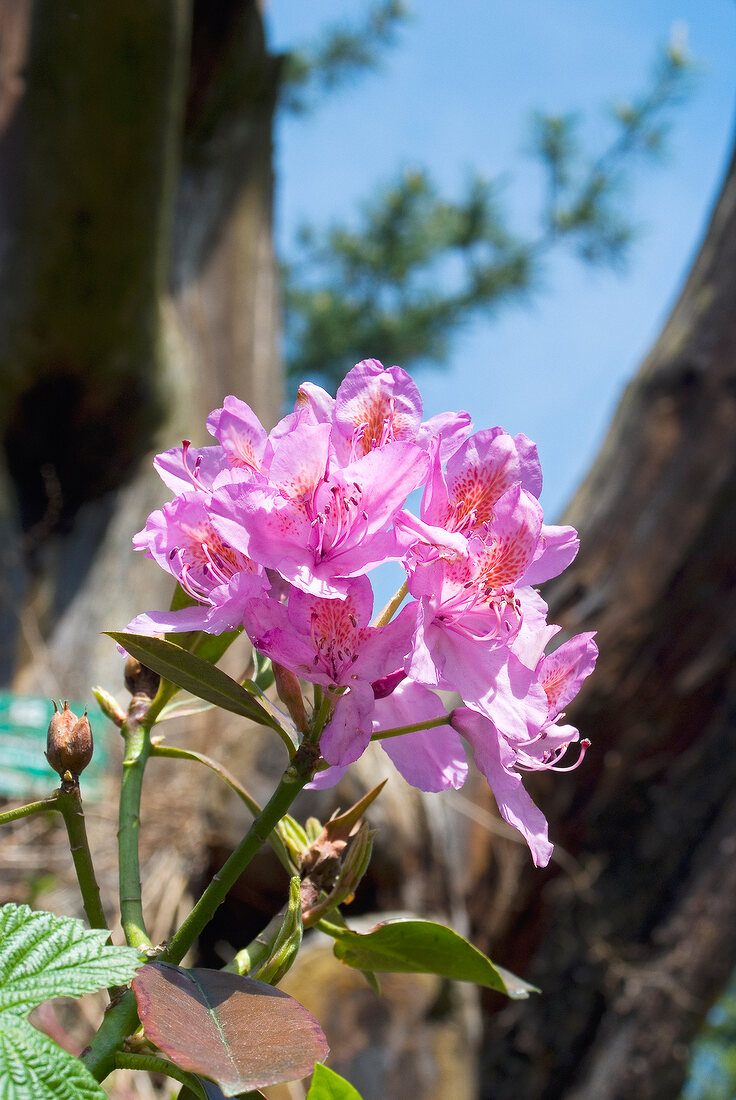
[92,685,126,727]
[46,701,93,779]
[272,662,306,731]
[124,656,160,699]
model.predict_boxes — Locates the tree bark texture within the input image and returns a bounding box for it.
[472,126,736,1100]
[0,0,283,699]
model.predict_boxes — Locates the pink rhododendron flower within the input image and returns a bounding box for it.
[244,576,416,766]
[269,359,471,473]
[451,707,554,867]
[373,680,468,792]
[206,396,270,473]
[209,430,429,598]
[127,356,596,865]
[450,630,597,865]
[130,492,267,634]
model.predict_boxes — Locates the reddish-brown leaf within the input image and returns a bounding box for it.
[132,962,328,1095]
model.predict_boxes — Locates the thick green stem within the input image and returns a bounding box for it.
[56,779,107,931]
[161,742,319,965]
[0,795,59,825]
[371,713,453,740]
[118,703,153,949]
[83,990,140,1081]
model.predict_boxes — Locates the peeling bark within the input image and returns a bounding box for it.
[473,129,736,1100]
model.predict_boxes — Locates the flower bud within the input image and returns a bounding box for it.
[46,701,93,779]
[124,656,160,699]
[272,662,306,732]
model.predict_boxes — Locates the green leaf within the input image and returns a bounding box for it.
[0,1017,108,1098]
[133,962,328,1094]
[0,904,143,1099]
[107,633,297,751]
[0,903,143,1014]
[307,1063,364,1099]
[332,918,537,998]
[253,876,303,985]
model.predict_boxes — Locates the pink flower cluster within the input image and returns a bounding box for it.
[129,359,597,866]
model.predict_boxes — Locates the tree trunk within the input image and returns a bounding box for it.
[0,0,283,699]
[472,123,736,1100]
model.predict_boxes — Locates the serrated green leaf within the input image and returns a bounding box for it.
[0,905,141,1099]
[107,633,296,750]
[0,904,143,1015]
[332,918,536,998]
[0,1017,107,1099]
[306,1063,363,1099]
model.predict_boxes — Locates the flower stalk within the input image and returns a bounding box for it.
[56,778,107,932]
[0,797,59,826]
[118,699,154,950]
[161,741,320,966]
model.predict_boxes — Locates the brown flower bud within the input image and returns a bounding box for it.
[46,701,93,779]
[124,656,160,699]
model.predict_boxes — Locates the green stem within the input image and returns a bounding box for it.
[150,743,294,873]
[312,688,335,739]
[0,795,59,825]
[151,743,261,814]
[370,713,453,741]
[114,1052,208,1098]
[161,742,319,966]
[372,579,408,627]
[83,989,140,1081]
[118,704,153,949]
[56,779,107,931]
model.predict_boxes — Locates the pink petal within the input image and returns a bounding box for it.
[206,397,268,472]
[375,681,467,792]
[475,485,543,588]
[520,524,579,586]
[540,633,598,717]
[334,360,423,456]
[320,683,375,766]
[452,708,553,867]
[153,444,226,495]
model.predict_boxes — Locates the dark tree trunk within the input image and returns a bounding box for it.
[0,0,282,700]
[472,125,736,1100]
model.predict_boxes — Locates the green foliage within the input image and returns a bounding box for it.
[681,969,736,1100]
[284,38,693,392]
[0,903,143,1100]
[106,632,297,751]
[284,169,530,388]
[328,917,538,998]
[307,1063,364,1099]
[282,1,409,113]
[531,37,695,264]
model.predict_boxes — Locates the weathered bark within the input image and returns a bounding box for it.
[472,126,736,1099]
[0,0,282,698]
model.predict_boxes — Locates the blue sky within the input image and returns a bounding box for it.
[266,1,735,519]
